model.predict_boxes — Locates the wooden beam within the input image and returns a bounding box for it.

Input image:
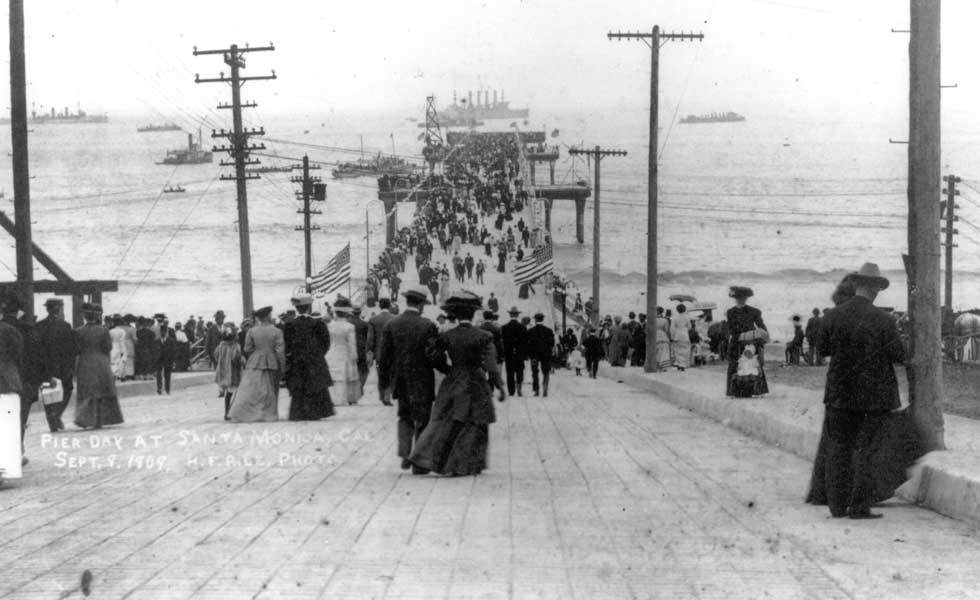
[0,211,73,281]
[0,279,117,294]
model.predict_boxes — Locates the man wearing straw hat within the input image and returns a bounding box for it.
[500,306,528,396]
[819,262,905,520]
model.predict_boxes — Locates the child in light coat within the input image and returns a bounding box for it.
[568,347,585,376]
[733,346,760,398]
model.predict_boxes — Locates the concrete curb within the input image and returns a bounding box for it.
[30,371,215,414]
[597,364,980,527]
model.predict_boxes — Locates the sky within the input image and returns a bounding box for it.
[1,0,978,126]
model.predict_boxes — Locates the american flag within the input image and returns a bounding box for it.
[513,243,554,285]
[310,243,351,296]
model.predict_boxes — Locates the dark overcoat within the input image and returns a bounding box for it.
[283,315,333,392]
[36,315,77,386]
[377,310,438,403]
[0,320,23,394]
[819,296,905,412]
[526,323,555,362]
[500,319,528,362]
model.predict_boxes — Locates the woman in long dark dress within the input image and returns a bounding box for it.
[410,292,506,476]
[74,303,124,429]
[725,286,769,396]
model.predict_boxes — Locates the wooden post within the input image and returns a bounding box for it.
[908,0,945,450]
[574,197,586,244]
[9,0,32,318]
[644,26,660,372]
[942,175,959,314]
[302,155,312,291]
[592,145,601,326]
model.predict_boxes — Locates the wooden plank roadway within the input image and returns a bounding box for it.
[3,372,980,599]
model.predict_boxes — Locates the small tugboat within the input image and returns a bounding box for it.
[163,185,186,193]
[157,130,212,165]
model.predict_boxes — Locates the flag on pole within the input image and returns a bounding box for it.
[309,243,351,296]
[513,243,554,285]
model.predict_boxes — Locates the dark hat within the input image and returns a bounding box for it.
[214,310,226,318]
[533,312,545,322]
[80,302,102,315]
[333,297,354,314]
[44,297,63,307]
[441,290,482,312]
[507,305,521,315]
[0,294,22,313]
[792,315,801,322]
[153,313,166,320]
[847,262,890,290]
[252,306,273,319]
[729,286,754,299]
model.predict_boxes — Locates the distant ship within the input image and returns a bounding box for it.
[138,123,181,133]
[679,111,745,124]
[438,89,529,121]
[157,131,212,165]
[0,104,108,125]
[331,153,418,179]
[163,185,185,193]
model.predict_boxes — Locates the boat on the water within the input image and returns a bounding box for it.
[679,111,745,124]
[157,131,212,165]
[331,153,418,179]
[0,104,108,125]
[163,185,185,193]
[245,165,294,174]
[438,89,528,121]
[138,123,182,133]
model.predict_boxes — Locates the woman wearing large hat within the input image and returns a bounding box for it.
[228,306,285,422]
[410,291,506,476]
[724,286,770,397]
[325,298,362,405]
[74,303,125,429]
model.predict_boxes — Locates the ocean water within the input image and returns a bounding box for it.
[0,107,977,341]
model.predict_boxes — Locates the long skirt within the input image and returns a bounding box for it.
[228,369,279,422]
[672,340,691,368]
[412,419,489,476]
[328,358,362,405]
[74,393,124,429]
[656,341,672,370]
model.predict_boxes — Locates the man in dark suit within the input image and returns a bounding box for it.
[377,285,438,473]
[36,298,77,432]
[366,298,396,406]
[526,313,555,397]
[283,294,334,421]
[500,306,527,396]
[348,305,370,391]
[818,263,905,520]
[582,327,603,378]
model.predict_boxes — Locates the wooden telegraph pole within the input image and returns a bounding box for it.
[567,145,627,326]
[9,0,32,318]
[608,27,703,373]
[907,0,945,450]
[194,43,276,319]
[292,155,322,291]
[941,175,959,315]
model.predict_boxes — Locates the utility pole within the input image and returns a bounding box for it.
[194,43,276,319]
[365,208,370,280]
[291,155,322,291]
[568,145,627,327]
[9,0,32,318]
[907,1,944,451]
[609,26,703,373]
[941,175,959,315]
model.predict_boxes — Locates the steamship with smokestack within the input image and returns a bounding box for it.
[437,89,529,122]
[0,103,109,125]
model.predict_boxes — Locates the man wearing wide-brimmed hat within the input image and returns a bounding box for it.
[500,306,527,396]
[282,294,334,421]
[817,262,905,520]
[36,298,77,432]
[377,284,438,472]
